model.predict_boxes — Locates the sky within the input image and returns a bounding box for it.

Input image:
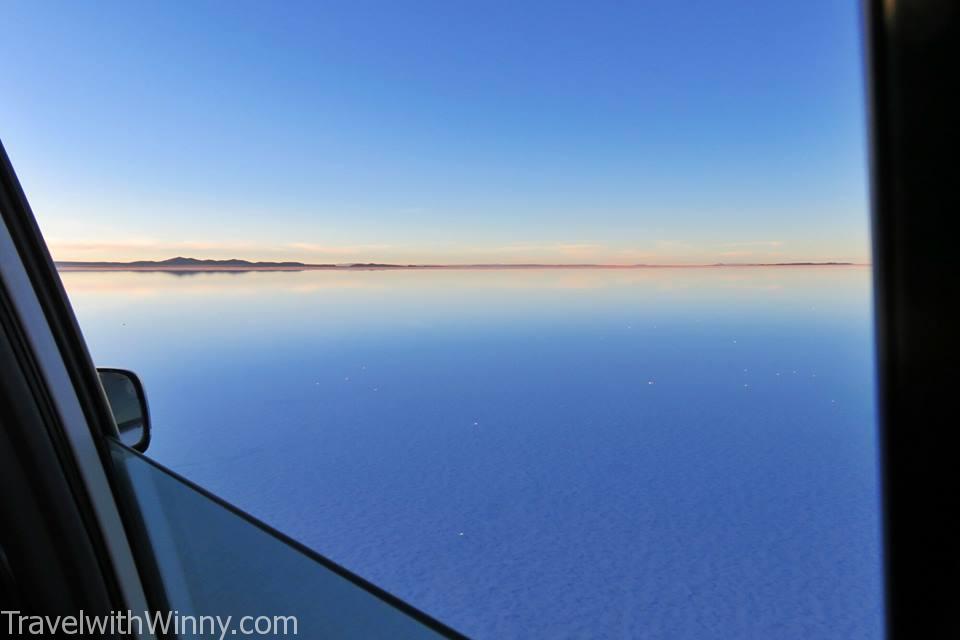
[0,1,869,265]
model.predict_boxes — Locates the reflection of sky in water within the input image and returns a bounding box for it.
[63,267,882,639]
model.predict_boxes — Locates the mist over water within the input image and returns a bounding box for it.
[63,266,883,639]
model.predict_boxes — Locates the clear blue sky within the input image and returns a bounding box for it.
[0,1,869,264]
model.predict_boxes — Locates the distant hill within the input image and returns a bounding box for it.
[130,256,318,267]
[135,257,308,267]
[56,256,334,270]
[346,262,406,268]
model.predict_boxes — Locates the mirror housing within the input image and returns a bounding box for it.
[97,368,151,452]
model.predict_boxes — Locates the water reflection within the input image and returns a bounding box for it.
[62,266,881,639]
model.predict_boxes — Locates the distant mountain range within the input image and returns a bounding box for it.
[53,256,858,271]
[56,256,324,268]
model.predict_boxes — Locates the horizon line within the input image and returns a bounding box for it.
[53,256,869,272]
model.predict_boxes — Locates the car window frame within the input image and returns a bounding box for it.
[0,144,154,636]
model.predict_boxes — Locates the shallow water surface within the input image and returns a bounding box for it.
[63,266,883,639]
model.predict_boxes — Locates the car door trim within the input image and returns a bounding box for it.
[0,177,153,636]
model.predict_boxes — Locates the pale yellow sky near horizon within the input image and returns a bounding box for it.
[45,236,870,266]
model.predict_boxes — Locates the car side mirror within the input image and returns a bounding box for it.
[97,368,151,452]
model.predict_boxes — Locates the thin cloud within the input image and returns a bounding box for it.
[480,243,603,255]
[286,242,393,255]
[557,244,603,257]
[654,240,696,251]
[615,249,660,262]
[721,240,784,248]
[48,239,256,253]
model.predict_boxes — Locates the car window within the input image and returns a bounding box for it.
[3,1,881,637]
